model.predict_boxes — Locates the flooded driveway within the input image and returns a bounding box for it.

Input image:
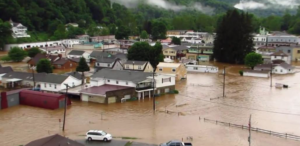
[0,62,300,146]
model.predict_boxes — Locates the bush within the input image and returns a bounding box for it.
[0,56,11,61]
[128,97,138,101]
[169,89,179,94]
[239,70,244,76]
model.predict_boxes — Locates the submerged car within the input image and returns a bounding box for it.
[85,130,112,142]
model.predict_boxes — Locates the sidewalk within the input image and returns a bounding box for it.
[77,139,158,146]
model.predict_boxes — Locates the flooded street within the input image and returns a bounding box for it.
[1,62,300,146]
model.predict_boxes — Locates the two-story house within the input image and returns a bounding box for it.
[267,35,299,47]
[163,45,189,60]
[2,72,81,92]
[156,63,187,81]
[186,43,213,62]
[271,51,291,64]
[87,69,176,104]
[123,60,154,72]
[256,46,276,63]
[67,50,90,62]
[9,19,30,38]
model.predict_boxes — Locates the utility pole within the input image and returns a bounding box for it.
[62,84,69,131]
[31,67,36,88]
[223,66,226,97]
[152,69,156,113]
[270,64,272,87]
[248,114,252,146]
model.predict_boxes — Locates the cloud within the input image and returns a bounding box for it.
[234,0,300,10]
[111,0,214,14]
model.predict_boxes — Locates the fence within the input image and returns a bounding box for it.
[202,117,300,141]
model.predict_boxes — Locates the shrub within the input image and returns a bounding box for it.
[239,70,244,76]
[128,97,138,101]
[0,56,11,61]
[168,89,179,94]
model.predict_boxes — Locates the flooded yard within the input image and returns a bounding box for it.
[0,62,300,146]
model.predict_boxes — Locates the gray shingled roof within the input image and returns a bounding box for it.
[64,72,83,80]
[0,66,13,74]
[3,72,70,84]
[90,51,110,58]
[124,60,147,65]
[25,134,84,146]
[254,64,273,71]
[68,50,85,55]
[91,69,152,83]
[279,62,294,70]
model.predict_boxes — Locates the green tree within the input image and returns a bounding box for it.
[67,26,85,38]
[27,47,41,58]
[115,25,130,39]
[0,19,12,50]
[151,20,167,40]
[172,37,181,45]
[36,59,53,73]
[52,24,67,40]
[76,57,90,85]
[128,42,163,69]
[8,47,27,62]
[244,52,263,69]
[140,30,149,39]
[213,9,254,64]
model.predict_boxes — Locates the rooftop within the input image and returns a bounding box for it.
[3,72,70,84]
[25,134,84,146]
[80,85,132,95]
[91,69,152,83]
[271,51,288,57]
[157,62,182,68]
[0,66,13,74]
[124,60,147,65]
[68,50,85,56]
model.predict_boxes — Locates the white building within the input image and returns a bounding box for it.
[67,50,90,62]
[1,72,82,92]
[270,51,291,64]
[90,69,176,100]
[5,41,62,51]
[9,19,30,38]
[254,63,295,75]
[243,70,270,78]
[40,46,66,54]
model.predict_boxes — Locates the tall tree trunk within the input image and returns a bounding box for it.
[82,72,85,85]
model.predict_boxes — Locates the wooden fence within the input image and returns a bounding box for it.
[202,117,300,141]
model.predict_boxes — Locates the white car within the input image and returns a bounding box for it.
[85,130,112,142]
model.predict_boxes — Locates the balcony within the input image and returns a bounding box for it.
[136,82,154,91]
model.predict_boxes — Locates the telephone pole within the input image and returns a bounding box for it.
[152,69,156,113]
[223,66,226,97]
[248,114,252,146]
[62,84,69,131]
[31,67,36,88]
[270,64,273,87]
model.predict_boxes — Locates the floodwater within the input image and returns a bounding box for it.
[1,62,300,146]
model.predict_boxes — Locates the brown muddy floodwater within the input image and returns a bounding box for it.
[1,62,300,146]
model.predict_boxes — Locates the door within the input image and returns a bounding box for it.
[108,97,116,104]
[165,88,170,93]
[59,99,66,108]
[97,132,105,140]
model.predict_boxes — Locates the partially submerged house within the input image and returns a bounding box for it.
[156,63,187,81]
[25,134,83,146]
[123,60,154,72]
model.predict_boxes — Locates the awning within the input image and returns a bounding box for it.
[6,78,22,82]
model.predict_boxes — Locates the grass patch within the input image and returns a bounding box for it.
[125,142,133,146]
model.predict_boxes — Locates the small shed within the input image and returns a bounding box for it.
[19,90,71,110]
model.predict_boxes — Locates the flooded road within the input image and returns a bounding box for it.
[1,62,300,146]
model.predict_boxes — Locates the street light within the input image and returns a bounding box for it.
[62,83,69,131]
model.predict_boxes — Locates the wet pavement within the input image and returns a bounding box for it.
[0,62,300,146]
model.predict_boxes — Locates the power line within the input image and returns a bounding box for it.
[176,93,300,116]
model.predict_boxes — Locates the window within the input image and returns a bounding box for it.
[281,70,283,72]
[108,64,110,67]
[165,51,168,53]
[126,65,129,69]
[172,69,176,72]
[54,85,57,89]
[159,68,162,71]
[107,80,110,82]
[49,84,52,87]
[288,50,291,53]
[138,66,141,69]
[44,83,46,88]
[298,50,300,54]
[193,67,198,70]
[116,81,119,84]
[126,82,128,85]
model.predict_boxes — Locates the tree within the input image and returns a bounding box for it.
[213,9,254,64]
[0,19,12,50]
[172,37,181,45]
[76,57,90,85]
[52,24,67,40]
[140,30,149,39]
[128,42,164,69]
[115,25,130,39]
[36,59,53,73]
[67,26,85,38]
[151,20,167,40]
[244,52,263,69]
[8,47,27,62]
[27,47,41,58]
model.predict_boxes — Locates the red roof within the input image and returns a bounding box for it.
[20,90,64,98]
[80,85,132,95]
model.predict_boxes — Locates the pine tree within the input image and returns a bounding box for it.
[76,57,90,85]
[213,9,254,64]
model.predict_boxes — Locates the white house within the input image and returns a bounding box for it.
[1,72,82,92]
[62,39,80,48]
[40,46,66,54]
[67,50,90,62]
[270,51,291,64]
[9,19,30,38]
[254,63,295,75]
[90,69,176,100]
[5,41,62,51]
